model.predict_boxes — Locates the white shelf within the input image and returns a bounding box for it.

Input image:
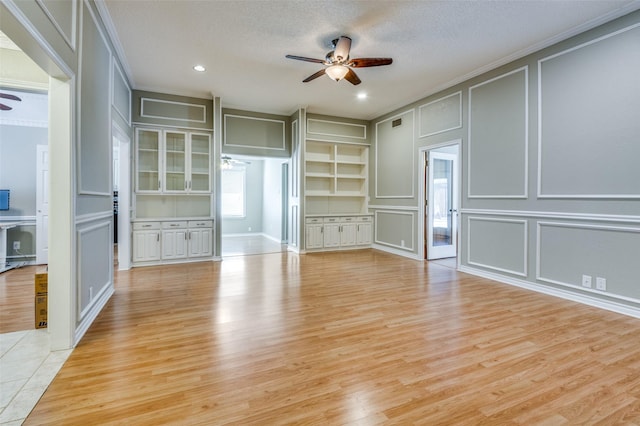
[304,140,369,216]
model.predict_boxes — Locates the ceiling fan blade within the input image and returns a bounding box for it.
[344,68,361,86]
[0,103,12,110]
[334,36,352,62]
[302,69,327,83]
[0,93,22,101]
[348,58,393,68]
[285,55,325,64]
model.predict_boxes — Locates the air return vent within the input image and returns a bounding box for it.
[392,118,402,127]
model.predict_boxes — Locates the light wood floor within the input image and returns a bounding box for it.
[23,249,640,424]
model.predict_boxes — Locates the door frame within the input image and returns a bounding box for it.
[36,144,48,264]
[113,122,131,270]
[418,139,462,263]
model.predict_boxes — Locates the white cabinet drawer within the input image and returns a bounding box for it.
[305,217,323,224]
[133,222,161,230]
[162,221,188,229]
[340,216,355,222]
[357,216,372,222]
[323,217,340,223]
[188,220,213,228]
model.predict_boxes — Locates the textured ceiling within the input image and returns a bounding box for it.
[102,0,640,120]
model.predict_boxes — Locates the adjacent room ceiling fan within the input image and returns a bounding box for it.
[0,92,22,111]
[286,36,392,85]
[221,155,251,169]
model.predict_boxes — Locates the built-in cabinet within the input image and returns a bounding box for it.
[136,128,211,193]
[133,125,214,267]
[305,216,372,251]
[303,137,372,252]
[133,219,213,265]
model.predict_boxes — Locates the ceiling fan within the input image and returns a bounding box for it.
[0,92,22,111]
[286,36,392,85]
[221,155,251,169]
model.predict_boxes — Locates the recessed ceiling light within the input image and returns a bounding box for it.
[357,92,367,100]
[193,65,206,72]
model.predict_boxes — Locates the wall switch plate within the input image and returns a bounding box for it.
[581,275,592,288]
[596,277,607,291]
[13,241,20,250]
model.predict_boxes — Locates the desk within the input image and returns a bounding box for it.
[0,222,21,273]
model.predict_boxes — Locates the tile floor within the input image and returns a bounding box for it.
[0,330,72,425]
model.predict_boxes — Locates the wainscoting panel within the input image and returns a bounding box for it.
[538,23,640,198]
[468,67,528,198]
[375,110,415,199]
[467,216,528,276]
[374,210,415,251]
[419,91,462,138]
[537,221,640,301]
[77,219,112,321]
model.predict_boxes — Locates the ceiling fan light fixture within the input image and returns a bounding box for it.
[326,64,349,81]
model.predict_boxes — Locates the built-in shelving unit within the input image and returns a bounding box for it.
[304,140,369,215]
[303,139,372,251]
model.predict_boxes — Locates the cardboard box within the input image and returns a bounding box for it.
[35,273,48,295]
[35,294,48,329]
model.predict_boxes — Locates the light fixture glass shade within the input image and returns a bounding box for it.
[326,65,349,81]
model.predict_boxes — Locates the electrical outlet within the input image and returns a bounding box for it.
[248,227,252,231]
[401,239,405,247]
[596,277,607,291]
[13,241,20,250]
[581,275,592,288]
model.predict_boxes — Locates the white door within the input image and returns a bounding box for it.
[36,145,49,265]
[427,151,458,259]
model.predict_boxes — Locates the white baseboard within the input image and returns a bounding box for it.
[372,244,421,260]
[458,265,640,319]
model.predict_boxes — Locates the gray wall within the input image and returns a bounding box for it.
[2,0,133,346]
[262,158,283,241]
[0,124,47,259]
[222,160,264,234]
[370,9,640,312]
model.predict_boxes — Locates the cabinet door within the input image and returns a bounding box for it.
[340,223,357,246]
[356,222,372,245]
[164,131,187,192]
[136,129,161,192]
[189,228,213,257]
[305,224,323,249]
[189,133,211,192]
[323,223,341,248]
[133,230,161,262]
[162,230,188,259]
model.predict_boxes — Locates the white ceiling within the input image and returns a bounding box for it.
[102,0,640,120]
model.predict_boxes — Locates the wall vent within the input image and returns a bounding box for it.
[392,118,402,127]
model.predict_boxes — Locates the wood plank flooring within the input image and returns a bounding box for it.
[23,249,640,424]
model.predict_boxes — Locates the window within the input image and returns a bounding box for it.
[222,168,245,217]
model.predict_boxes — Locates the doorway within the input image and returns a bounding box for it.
[220,155,289,256]
[419,141,461,262]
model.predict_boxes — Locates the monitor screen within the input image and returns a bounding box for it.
[0,190,9,211]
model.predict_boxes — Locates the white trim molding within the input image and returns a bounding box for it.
[460,208,640,224]
[307,118,367,140]
[375,109,415,199]
[374,209,415,251]
[141,98,207,124]
[537,22,640,200]
[223,114,286,151]
[459,265,640,320]
[36,0,77,51]
[467,216,528,277]
[418,91,462,138]
[468,66,529,199]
